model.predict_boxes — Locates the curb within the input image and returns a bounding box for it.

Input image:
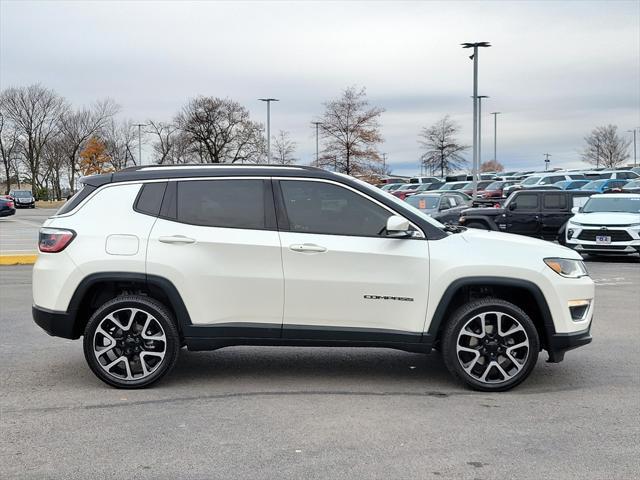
[0,254,38,266]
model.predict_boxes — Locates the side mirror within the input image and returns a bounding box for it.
[508,202,517,211]
[571,206,582,214]
[385,215,411,237]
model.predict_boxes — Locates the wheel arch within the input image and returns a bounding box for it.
[427,277,555,349]
[66,272,191,339]
[462,216,498,230]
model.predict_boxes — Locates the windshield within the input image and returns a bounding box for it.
[625,180,640,188]
[583,197,640,213]
[582,180,605,190]
[522,176,541,185]
[406,195,439,210]
[485,181,503,190]
[12,191,31,198]
[340,174,445,229]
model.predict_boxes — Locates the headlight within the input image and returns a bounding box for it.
[544,258,588,278]
[568,220,583,226]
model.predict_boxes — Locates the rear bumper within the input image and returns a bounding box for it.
[0,208,16,217]
[546,324,592,363]
[32,305,78,339]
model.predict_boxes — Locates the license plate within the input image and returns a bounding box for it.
[596,235,611,245]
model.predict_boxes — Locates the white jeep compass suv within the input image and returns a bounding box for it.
[32,165,594,391]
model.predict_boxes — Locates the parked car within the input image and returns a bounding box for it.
[0,196,16,217]
[596,170,639,180]
[31,164,594,391]
[519,173,585,189]
[459,189,594,241]
[8,189,35,208]
[391,183,422,200]
[621,179,640,193]
[474,180,520,202]
[565,194,640,256]
[380,183,405,192]
[404,193,468,224]
[403,182,446,196]
[436,181,468,191]
[554,180,591,190]
[409,176,442,184]
[579,179,629,193]
[460,180,495,197]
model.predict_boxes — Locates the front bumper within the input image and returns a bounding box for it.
[546,324,592,362]
[566,226,640,255]
[0,207,16,217]
[32,305,78,339]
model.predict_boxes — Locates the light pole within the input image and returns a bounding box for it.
[259,98,279,162]
[133,123,147,165]
[311,121,322,164]
[628,129,637,167]
[382,152,387,169]
[490,112,501,163]
[462,41,491,196]
[544,153,552,171]
[474,95,489,171]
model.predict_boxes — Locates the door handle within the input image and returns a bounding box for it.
[289,243,327,253]
[159,235,196,244]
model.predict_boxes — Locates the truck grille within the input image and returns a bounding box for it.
[577,229,632,242]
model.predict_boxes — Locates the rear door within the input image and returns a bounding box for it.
[540,192,568,239]
[146,178,284,335]
[275,178,430,338]
[505,192,540,236]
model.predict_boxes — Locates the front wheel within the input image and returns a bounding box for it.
[83,295,180,388]
[442,298,539,391]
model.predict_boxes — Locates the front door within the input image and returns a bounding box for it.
[146,178,283,335]
[276,179,430,339]
[505,192,540,236]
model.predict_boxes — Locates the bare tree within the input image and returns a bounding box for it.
[581,125,631,168]
[271,130,297,164]
[103,119,137,171]
[0,112,21,194]
[147,120,178,164]
[315,86,384,176]
[0,84,67,193]
[418,116,469,177]
[175,96,265,163]
[59,99,119,191]
[41,138,67,200]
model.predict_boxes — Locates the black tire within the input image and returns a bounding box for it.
[441,298,539,392]
[465,221,489,230]
[83,295,180,389]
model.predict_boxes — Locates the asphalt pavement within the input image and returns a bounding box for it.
[0,208,56,254]
[1,258,639,479]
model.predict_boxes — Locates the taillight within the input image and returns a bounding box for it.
[7,201,13,208]
[38,228,76,253]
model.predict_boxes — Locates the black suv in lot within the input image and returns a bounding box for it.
[459,189,594,241]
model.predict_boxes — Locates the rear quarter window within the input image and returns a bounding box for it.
[134,182,167,216]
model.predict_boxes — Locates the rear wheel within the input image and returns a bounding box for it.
[83,295,180,388]
[442,298,539,391]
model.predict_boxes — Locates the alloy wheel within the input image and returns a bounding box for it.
[92,308,167,380]
[456,311,530,384]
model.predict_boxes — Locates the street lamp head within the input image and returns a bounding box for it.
[490,112,501,115]
[258,98,279,102]
[473,95,490,99]
[461,42,491,48]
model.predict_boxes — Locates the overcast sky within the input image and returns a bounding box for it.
[1,0,639,176]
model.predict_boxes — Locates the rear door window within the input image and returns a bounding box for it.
[176,179,269,230]
[543,193,567,210]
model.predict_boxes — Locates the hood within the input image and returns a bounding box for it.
[458,227,582,260]
[570,212,640,226]
[462,206,504,216]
